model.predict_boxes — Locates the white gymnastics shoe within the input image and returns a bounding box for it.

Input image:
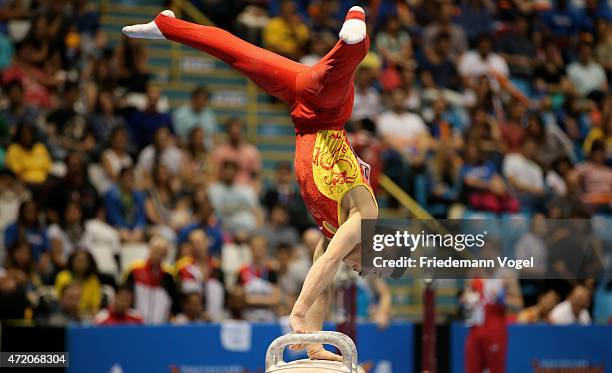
[339,6,366,44]
[122,10,175,39]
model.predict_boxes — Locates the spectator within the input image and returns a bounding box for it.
[145,163,190,236]
[88,91,127,154]
[104,167,146,242]
[0,169,31,236]
[46,82,96,159]
[127,85,172,149]
[352,66,381,122]
[172,86,217,149]
[46,282,83,326]
[299,32,336,67]
[258,204,300,253]
[526,113,571,168]
[81,206,121,259]
[460,141,519,213]
[173,292,208,324]
[567,42,607,100]
[496,14,536,81]
[233,234,280,322]
[549,284,592,325]
[124,235,180,324]
[209,160,261,236]
[261,160,312,233]
[454,0,493,44]
[534,40,571,96]
[175,229,225,321]
[177,196,223,258]
[517,290,560,323]
[458,35,509,86]
[5,123,52,187]
[419,33,461,91]
[0,80,40,132]
[2,241,42,294]
[422,2,468,61]
[307,0,340,36]
[594,18,612,75]
[514,213,548,277]
[45,152,100,222]
[48,202,85,270]
[182,127,213,187]
[502,137,547,212]
[4,200,50,262]
[136,126,184,179]
[116,38,150,93]
[212,118,262,187]
[375,15,412,68]
[262,0,309,60]
[54,250,102,318]
[428,140,463,212]
[99,126,133,193]
[94,286,143,325]
[499,101,527,153]
[574,139,612,212]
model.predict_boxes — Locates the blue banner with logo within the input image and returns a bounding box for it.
[67,322,413,373]
[451,323,612,373]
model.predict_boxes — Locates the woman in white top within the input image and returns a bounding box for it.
[99,127,133,192]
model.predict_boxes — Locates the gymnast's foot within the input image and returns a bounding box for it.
[122,9,175,39]
[339,6,366,44]
[289,311,308,335]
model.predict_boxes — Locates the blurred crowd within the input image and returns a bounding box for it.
[0,0,610,327]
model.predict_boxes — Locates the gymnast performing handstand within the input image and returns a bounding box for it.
[123,6,378,361]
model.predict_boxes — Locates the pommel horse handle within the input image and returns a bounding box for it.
[265,331,358,372]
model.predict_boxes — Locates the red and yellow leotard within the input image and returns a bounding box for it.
[154,9,376,238]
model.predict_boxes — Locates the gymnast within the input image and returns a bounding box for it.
[123,6,378,361]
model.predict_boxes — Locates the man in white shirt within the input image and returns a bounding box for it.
[458,35,509,85]
[377,88,428,151]
[502,138,546,212]
[352,66,381,122]
[550,285,592,325]
[567,43,607,98]
[172,86,217,149]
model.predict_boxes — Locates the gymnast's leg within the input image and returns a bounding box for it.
[122,10,305,104]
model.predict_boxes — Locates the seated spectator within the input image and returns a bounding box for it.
[178,196,223,258]
[502,138,547,212]
[45,282,83,326]
[209,160,261,236]
[261,160,313,233]
[104,167,146,243]
[55,251,102,318]
[172,86,217,149]
[127,85,172,149]
[99,126,133,193]
[2,241,42,294]
[258,204,299,253]
[136,126,184,180]
[145,163,191,236]
[375,15,412,68]
[567,42,607,101]
[496,14,536,81]
[94,286,143,325]
[549,284,592,325]
[458,35,509,87]
[299,32,335,67]
[419,33,461,91]
[5,123,52,187]
[81,206,122,257]
[428,141,462,212]
[175,229,225,321]
[594,18,612,75]
[514,213,548,277]
[116,38,151,93]
[0,169,31,236]
[499,101,527,153]
[307,0,340,36]
[517,290,560,323]
[526,114,571,168]
[262,0,309,60]
[574,139,612,212]
[173,292,208,324]
[422,2,468,61]
[88,91,127,155]
[212,118,262,187]
[182,127,213,188]
[124,235,180,324]
[534,40,571,96]
[454,0,493,44]
[464,106,503,158]
[48,202,85,270]
[0,261,30,320]
[0,80,40,132]
[4,200,50,262]
[538,0,581,49]
[233,235,280,322]
[377,89,430,189]
[352,66,382,122]
[275,243,298,315]
[460,141,519,213]
[46,82,96,160]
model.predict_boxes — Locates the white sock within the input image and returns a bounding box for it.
[339,6,366,44]
[122,10,175,39]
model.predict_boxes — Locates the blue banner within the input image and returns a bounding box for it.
[67,322,414,373]
[451,323,612,373]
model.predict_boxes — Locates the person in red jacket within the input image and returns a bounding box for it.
[94,287,143,326]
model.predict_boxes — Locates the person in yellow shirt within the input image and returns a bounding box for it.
[55,250,102,317]
[5,123,52,185]
[262,0,309,60]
